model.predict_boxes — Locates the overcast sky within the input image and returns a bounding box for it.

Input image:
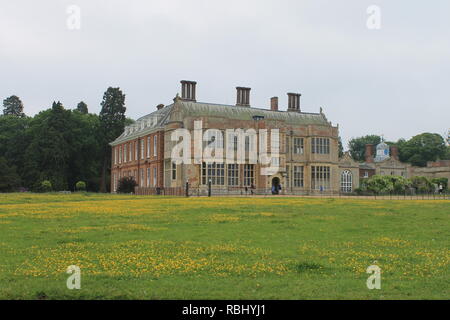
[1,0,449,148]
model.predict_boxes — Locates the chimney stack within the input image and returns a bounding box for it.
[390,145,399,161]
[287,93,301,112]
[236,87,251,107]
[270,97,278,111]
[181,80,197,101]
[365,144,374,163]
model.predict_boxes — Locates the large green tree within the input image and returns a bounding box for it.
[76,101,88,114]
[0,157,21,192]
[23,102,73,190]
[397,133,447,167]
[98,87,126,192]
[348,135,381,162]
[3,95,25,117]
[0,115,30,180]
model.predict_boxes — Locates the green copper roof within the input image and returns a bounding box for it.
[111,100,331,146]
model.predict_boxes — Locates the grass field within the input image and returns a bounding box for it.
[0,193,448,300]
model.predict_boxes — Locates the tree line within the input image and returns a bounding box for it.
[347,134,450,166]
[0,88,131,192]
[1,92,449,193]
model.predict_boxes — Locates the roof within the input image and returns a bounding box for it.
[111,99,331,146]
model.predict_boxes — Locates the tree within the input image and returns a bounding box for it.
[0,115,30,181]
[410,176,434,193]
[98,87,126,192]
[397,133,447,167]
[23,102,73,191]
[3,95,25,117]
[348,135,381,162]
[338,137,344,158]
[0,157,21,192]
[76,101,88,114]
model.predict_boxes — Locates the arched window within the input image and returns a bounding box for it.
[341,170,353,192]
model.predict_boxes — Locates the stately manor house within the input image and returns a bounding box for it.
[110,80,450,195]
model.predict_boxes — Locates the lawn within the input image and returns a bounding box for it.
[0,193,448,299]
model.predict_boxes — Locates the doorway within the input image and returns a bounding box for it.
[271,177,280,195]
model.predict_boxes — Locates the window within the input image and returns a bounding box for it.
[129,143,132,162]
[147,168,150,187]
[227,164,239,186]
[243,164,255,186]
[140,168,144,187]
[201,162,225,185]
[135,141,138,160]
[172,163,177,180]
[140,139,144,159]
[311,166,331,190]
[153,167,157,186]
[147,137,151,158]
[114,147,118,165]
[311,138,330,154]
[286,137,290,154]
[113,173,117,192]
[294,166,304,187]
[364,171,369,178]
[124,144,127,162]
[294,138,304,154]
[153,135,158,157]
[341,170,353,192]
[286,165,290,188]
[119,146,122,164]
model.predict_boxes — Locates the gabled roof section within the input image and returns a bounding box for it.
[110,104,174,146]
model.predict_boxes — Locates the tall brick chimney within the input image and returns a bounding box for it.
[390,145,399,161]
[270,97,278,111]
[181,80,197,101]
[287,93,301,112]
[365,144,374,163]
[236,87,251,107]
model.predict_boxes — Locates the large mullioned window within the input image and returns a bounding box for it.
[293,166,304,187]
[227,164,239,186]
[311,166,331,190]
[311,138,330,154]
[202,162,225,185]
[243,164,255,187]
[293,138,304,154]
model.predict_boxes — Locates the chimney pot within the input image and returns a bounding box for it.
[287,93,301,112]
[156,104,164,110]
[365,144,374,163]
[236,87,251,107]
[180,80,197,101]
[390,145,399,161]
[270,97,278,111]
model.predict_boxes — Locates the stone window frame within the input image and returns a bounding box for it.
[294,165,304,187]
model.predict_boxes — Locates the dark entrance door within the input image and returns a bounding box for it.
[271,177,280,195]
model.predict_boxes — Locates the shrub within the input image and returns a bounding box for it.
[40,180,53,193]
[410,176,434,193]
[431,177,448,190]
[117,177,137,194]
[365,175,394,194]
[75,181,86,191]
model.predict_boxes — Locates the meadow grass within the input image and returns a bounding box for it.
[0,193,448,300]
